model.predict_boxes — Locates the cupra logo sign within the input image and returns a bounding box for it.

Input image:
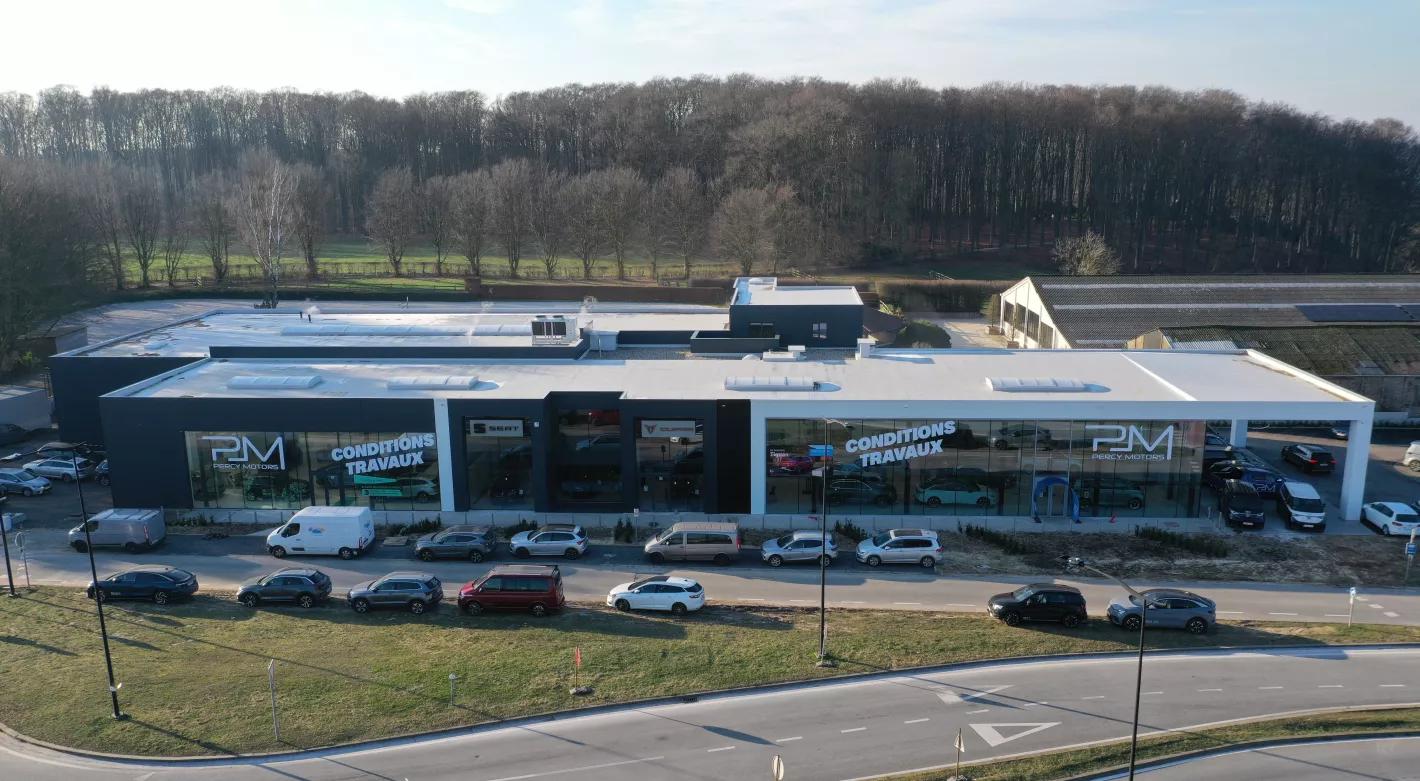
[202,435,286,471]
[1086,425,1174,461]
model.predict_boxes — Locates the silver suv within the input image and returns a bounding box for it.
[347,571,443,614]
[415,525,498,562]
[1107,588,1215,634]
[855,529,944,568]
[509,524,589,560]
[760,530,836,567]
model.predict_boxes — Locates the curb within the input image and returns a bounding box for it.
[3,642,1419,765]
[1063,722,1420,781]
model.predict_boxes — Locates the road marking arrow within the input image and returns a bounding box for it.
[969,722,1060,748]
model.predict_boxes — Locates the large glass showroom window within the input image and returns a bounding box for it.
[186,431,440,511]
[765,418,1203,519]
[465,418,533,509]
[553,409,623,505]
[633,418,705,512]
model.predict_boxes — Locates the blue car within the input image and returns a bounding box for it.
[1205,461,1285,497]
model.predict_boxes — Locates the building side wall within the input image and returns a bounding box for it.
[998,278,1067,349]
[728,304,863,347]
[51,355,199,444]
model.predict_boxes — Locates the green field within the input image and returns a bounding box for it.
[1,588,1417,757]
[118,236,1046,288]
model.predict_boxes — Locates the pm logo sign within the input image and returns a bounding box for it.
[1087,425,1174,462]
[201,435,287,471]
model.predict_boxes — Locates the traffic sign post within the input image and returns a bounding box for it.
[771,754,785,781]
[267,659,280,742]
[954,727,966,777]
[1406,529,1417,587]
[1348,586,1357,627]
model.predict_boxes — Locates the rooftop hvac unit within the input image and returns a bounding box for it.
[228,375,323,389]
[588,330,618,351]
[532,315,577,345]
[387,375,481,390]
[724,376,818,391]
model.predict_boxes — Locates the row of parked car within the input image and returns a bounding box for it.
[1206,444,1332,531]
[0,441,112,496]
[985,582,1217,635]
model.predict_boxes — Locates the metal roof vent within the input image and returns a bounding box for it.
[724,376,818,391]
[387,375,481,390]
[228,375,323,389]
[986,377,1092,393]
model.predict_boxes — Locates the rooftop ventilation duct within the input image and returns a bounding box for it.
[387,375,481,390]
[724,376,818,391]
[228,375,323,389]
[986,377,1091,393]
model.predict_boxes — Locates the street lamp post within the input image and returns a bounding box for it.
[817,418,849,668]
[69,444,125,720]
[1,495,15,597]
[1064,556,1146,780]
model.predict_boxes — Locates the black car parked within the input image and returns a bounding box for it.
[237,568,332,608]
[1219,480,1266,528]
[1280,444,1336,474]
[87,566,198,605]
[827,478,896,506]
[987,583,1088,627]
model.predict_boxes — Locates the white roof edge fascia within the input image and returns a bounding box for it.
[1241,349,1376,406]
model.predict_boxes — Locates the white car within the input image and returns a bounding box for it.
[0,468,51,496]
[606,575,705,615]
[509,524,589,559]
[22,458,94,482]
[855,528,944,568]
[1361,501,1420,536]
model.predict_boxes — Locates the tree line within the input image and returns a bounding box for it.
[2,78,1420,294]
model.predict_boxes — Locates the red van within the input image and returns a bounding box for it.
[458,564,565,617]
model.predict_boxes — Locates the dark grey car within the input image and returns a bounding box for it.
[1107,588,1215,634]
[415,525,498,562]
[237,568,333,608]
[347,571,443,614]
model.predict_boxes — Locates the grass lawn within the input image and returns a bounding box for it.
[894,707,1420,780]
[3,588,1417,757]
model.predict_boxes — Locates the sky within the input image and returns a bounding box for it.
[3,0,1417,127]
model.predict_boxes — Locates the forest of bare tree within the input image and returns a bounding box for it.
[2,77,1420,288]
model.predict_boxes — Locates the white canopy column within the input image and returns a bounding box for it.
[1229,419,1248,448]
[1339,411,1373,522]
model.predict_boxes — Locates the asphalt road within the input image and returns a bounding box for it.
[1,647,1418,780]
[9,529,1420,626]
[1118,734,1420,780]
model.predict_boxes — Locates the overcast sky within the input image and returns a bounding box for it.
[5,0,1416,127]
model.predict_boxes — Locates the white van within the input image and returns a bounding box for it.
[1276,481,1326,531]
[267,506,374,560]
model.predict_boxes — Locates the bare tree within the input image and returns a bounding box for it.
[1054,230,1122,275]
[158,203,190,287]
[714,186,774,275]
[650,167,708,280]
[528,168,568,278]
[564,173,609,279]
[366,167,420,276]
[117,166,163,287]
[192,170,234,283]
[600,167,647,279]
[768,187,811,274]
[488,159,534,278]
[451,170,491,276]
[230,149,296,303]
[290,163,329,279]
[422,175,455,275]
[77,160,127,290]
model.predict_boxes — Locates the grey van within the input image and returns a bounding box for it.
[643,521,740,565]
[69,508,166,553]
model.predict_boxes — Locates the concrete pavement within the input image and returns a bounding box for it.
[2,647,1418,780]
[1113,734,1420,780]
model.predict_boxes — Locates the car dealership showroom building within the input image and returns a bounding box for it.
[52,278,1377,528]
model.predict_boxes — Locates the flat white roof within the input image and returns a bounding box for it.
[109,349,1371,415]
[732,277,863,307]
[79,310,730,357]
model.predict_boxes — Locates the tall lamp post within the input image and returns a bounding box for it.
[1,495,15,597]
[1063,556,1146,780]
[816,418,850,668]
[67,443,125,720]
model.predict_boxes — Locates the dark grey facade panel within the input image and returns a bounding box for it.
[51,355,199,444]
[209,343,589,359]
[729,304,863,347]
[689,332,781,353]
[714,400,751,514]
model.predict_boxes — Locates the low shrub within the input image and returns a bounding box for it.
[834,520,869,543]
[500,519,538,538]
[961,523,1035,555]
[1134,526,1230,557]
[892,320,952,348]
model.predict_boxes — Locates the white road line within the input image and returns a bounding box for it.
[788,599,814,603]
[1369,604,1385,609]
[1318,685,1345,688]
[775,736,803,743]
[1385,611,1400,618]
[1081,695,1106,700]
[839,600,866,604]
[893,601,922,605]
[947,603,978,608]
[481,756,667,781]
[841,727,868,733]
[1218,611,1245,615]
[707,746,736,753]
[1258,686,1285,690]
[1143,691,1164,696]
[1324,614,1350,617]
[966,708,990,714]
[1268,612,1299,616]
[1198,688,1223,692]
[904,718,931,724]
[1380,684,1407,688]
[743,597,768,601]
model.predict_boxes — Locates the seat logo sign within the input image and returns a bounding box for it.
[201,435,286,471]
[1087,425,1174,461]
